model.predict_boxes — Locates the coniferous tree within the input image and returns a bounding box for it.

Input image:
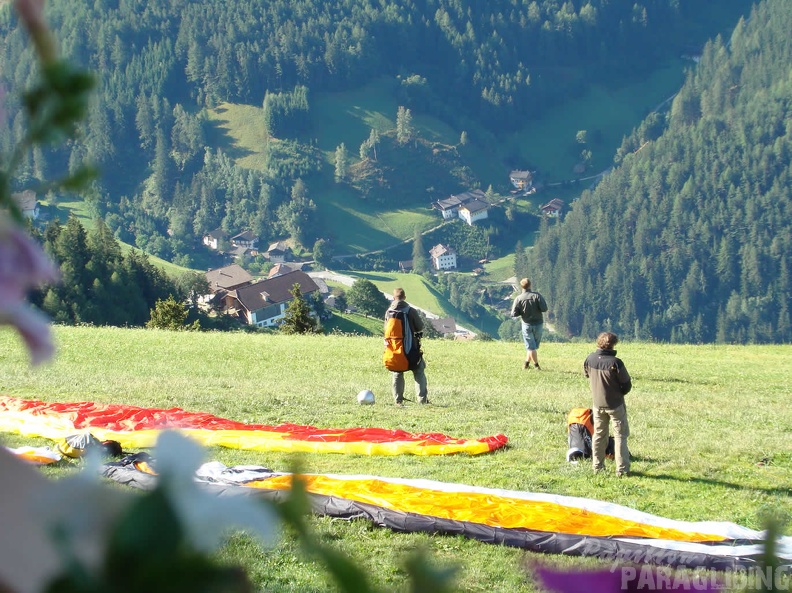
[146,295,190,330]
[280,283,319,334]
[396,106,413,145]
[513,240,528,281]
[334,143,348,181]
[411,228,429,275]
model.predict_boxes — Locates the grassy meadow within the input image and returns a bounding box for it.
[1,326,791,592]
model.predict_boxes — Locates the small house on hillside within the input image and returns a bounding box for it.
[430,317,457,337]
[509,170,533,191]
[429,244,457,270]
[266,241,293,263]
[12,190,40,220]
[268,263,298,278]
[230,231,259,251]
[399,260,413,273]
[203,229,228,251]
[540,198,564,217]
[225,270,319,328]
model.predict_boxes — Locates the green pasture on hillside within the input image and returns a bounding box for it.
[507,59,688,181]
[205,102,270,170]
[343,270,505,336]
[483,253,516,282]
[0,326,790,592]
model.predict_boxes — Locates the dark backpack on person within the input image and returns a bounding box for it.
[383,306,422,372]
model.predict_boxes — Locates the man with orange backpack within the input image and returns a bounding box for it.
[383,288,429,406]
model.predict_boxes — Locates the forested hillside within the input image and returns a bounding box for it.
[0,0,746,266]
[527,0,792,344]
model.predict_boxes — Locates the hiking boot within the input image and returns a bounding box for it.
[534,364,541,370]
[419,398,431,405]
[523,361,531,370]
[616,471,631,478]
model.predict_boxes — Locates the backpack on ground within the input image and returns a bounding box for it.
[383,306,422,372]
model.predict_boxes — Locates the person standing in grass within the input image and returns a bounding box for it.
[584,332,633,477]
[510,278,548,370]
[386,288,429,406]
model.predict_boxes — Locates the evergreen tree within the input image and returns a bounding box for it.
[411,228,429,274]
[280,283,319,334]
[334,290,347,312]
[513,240,528,280]
[146,295,191,330]
[396,106,413,145]
[334,143,348,181]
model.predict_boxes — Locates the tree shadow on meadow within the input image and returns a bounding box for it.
[626,469,792,497]
[204,118,256,161]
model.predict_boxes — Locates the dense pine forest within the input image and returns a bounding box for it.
[0,0,745,263]
[3,0,789,344]
[526,0,792,343]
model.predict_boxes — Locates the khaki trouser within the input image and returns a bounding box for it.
[592,404,630,474]
[392,357,428,403]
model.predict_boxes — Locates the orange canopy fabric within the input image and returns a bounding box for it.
[0,396,508,456]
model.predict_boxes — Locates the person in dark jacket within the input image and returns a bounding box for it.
[386,288,428,406]
[510,278,548,369]
[584,332,633,476]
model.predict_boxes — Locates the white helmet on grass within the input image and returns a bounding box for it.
[357,390,375,405]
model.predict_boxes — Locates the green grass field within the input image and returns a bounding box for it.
[1,326,790,592]
[506,60,688,181]
[344,270,505,336]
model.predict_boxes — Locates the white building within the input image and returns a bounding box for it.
[429,244,458,270]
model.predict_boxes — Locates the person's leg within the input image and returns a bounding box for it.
[591,407,609,471]
[530,324,543,368]
[412,358,429,403]
[520,322,532,368]
[391,371,405,405]
[610,404,631,475]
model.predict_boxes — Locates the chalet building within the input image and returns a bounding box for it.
[202,228,227,251]
[230,230,259,250]
[266,241,293,263]
[225,270,319,328]
[509,170,533,191]
[429,244,457,270]
[268,263,298,278]
[11,190,40,220]
[429,316,457,338]
[432,189,490,225]
[540,198,564,217]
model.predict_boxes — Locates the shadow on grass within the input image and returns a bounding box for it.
[629,471,792,496]
[204,118,256,161]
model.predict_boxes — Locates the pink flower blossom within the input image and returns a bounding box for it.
[0,214,59,364]
[13,0,56,64]
[13,0,47,36]
[0,85,6,123]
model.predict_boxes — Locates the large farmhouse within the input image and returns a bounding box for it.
[432,189,490,226]
[224,270,319,328]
